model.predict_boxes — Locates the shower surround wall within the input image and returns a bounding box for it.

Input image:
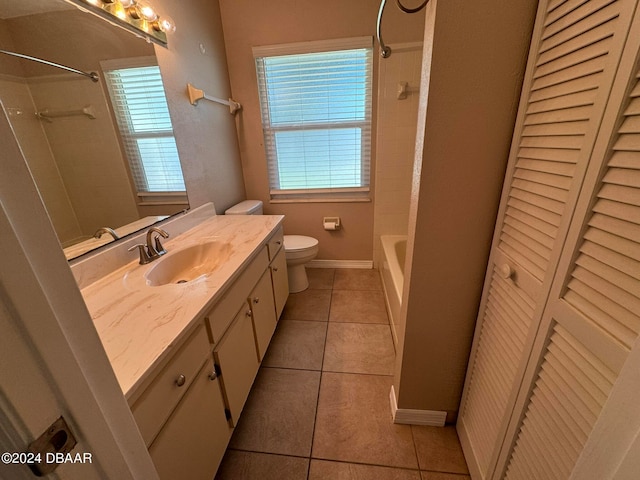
[373,42,423,267]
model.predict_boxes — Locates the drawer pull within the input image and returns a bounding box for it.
[275,240,282,245]
[175,374,186,387]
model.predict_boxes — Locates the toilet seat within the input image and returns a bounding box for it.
[284,235,318,252]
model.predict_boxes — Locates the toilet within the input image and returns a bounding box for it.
[225,200,319,293]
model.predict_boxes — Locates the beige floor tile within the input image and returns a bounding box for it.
[229,368,320,457]
[282,289,332,321]
[412,426,469,475]
[312,372,418,469]
[262,320,327,371]
[323,323,395,375]
[333,269,382,291]
[307,268,335,289]
[309,459,421,480]
[215,450,309,480]
[421,472,471,480]
[330,290,389,323]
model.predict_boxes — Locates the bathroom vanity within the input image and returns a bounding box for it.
[77,208,288,478]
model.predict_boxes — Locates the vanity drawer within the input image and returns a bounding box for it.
[267,225,284,260]
[131,323,210,446]
[206,246,269,344]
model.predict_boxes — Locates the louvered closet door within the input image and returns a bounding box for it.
[456,0,638,478]
[498,30,640,479]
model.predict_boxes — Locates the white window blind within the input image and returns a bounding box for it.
[103,58,185,193]
[254,37,372,198]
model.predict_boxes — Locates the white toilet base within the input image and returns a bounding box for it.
[287,264,310,293]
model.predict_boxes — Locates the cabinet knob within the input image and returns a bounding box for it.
[253,297,260,304]
[500,263,514,279]
[175,374,186,387]
[208,372,217,381]
[272,267,279,272]
[245,310,252,318]
[276,240,282,245]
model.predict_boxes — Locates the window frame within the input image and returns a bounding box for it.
[101,56,186,204]
[253,37,373,203]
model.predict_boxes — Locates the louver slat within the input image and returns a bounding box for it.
[505,325,615,480]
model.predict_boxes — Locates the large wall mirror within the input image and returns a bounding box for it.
[0,0,189,260]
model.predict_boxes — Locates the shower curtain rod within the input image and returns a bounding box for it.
[0,50,99,82]
[377,0,429,58]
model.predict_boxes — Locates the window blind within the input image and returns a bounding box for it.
[254,38,372,197]
[103,61,185,193]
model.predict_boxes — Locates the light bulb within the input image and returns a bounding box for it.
[134,1,158,22]
[119,0,135,7]
[156,16,176,34]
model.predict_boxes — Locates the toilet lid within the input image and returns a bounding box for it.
[284,235,318,252]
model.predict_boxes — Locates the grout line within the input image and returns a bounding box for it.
[305,271,334,480]
[309,456,424,473]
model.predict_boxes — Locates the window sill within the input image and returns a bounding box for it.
[137,192,188,206]
[270,196,371,204]
[269,187,370,204]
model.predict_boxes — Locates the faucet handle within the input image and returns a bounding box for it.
[154,235,167,256]
[128,244,153,265]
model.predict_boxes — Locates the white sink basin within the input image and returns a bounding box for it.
[144,241,233,286]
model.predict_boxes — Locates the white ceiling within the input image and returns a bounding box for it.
[0,0,74,20]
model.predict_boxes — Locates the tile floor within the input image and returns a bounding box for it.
[215,268,470,480]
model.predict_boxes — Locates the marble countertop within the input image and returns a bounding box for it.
[80,213,284,401]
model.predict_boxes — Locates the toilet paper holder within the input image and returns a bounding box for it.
[323,217,341,230]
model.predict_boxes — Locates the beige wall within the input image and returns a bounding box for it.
[394,0,537,419]
[153,0,246,214]
[219,0,424,260]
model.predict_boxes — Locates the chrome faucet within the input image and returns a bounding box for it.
[93,227,119,240]
[128,227,170,265]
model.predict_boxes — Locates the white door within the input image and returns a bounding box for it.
[494,13,640,478]
[0,104,158,480]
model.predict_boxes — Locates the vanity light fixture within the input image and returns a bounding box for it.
[65,0,175,46]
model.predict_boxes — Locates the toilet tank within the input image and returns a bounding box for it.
[224,200,263,215]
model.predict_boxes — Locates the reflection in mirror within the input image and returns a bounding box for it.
[0,0,189,260]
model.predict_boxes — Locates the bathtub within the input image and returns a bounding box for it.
[380,235,407,346]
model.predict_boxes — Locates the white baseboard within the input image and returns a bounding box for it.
[307,259,373,269]
[389,386,447,426]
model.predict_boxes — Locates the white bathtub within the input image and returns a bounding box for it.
[380,235,407,346]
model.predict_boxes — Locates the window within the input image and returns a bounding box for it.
[254,37,372,200]
[102,57,185,194]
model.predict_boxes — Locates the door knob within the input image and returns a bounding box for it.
[500,263,514,279]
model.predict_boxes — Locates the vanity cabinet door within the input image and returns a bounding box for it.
[250,270,278,360]
[214,305,260,426]
[131,323,210,446]
[270,248,289,319]
[149,361,230,480]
